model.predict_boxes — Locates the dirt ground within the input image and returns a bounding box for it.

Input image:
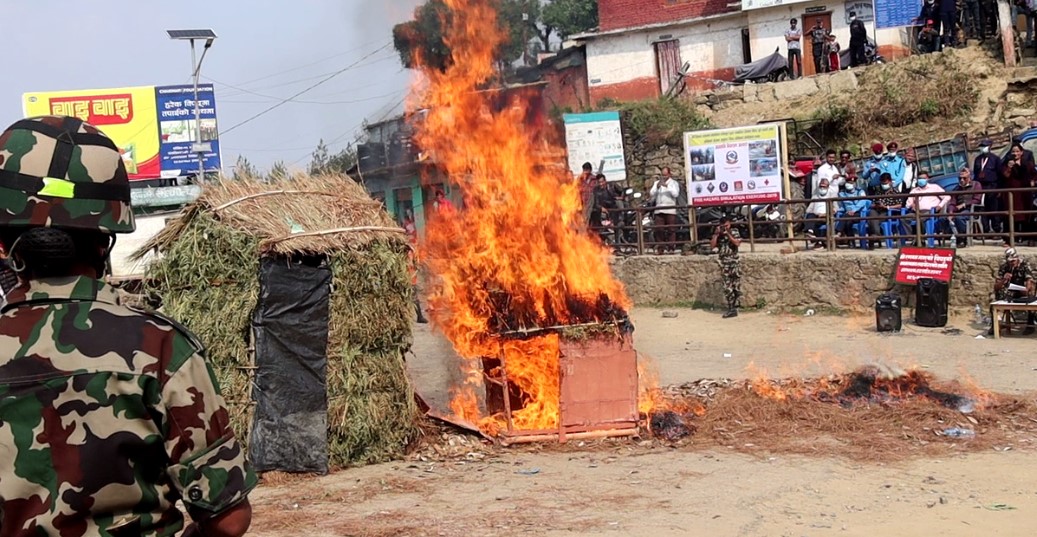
[248,309,1037,536]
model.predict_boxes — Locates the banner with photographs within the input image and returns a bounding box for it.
[683,124,783,207]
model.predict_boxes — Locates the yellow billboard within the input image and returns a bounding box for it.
[22,86,161,180]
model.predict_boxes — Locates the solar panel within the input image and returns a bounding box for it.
[166,29,217,40]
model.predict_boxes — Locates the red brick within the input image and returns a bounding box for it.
[599,0,739,32]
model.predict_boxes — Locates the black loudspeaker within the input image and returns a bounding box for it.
[875,293,902,332]
[915,278,949,327]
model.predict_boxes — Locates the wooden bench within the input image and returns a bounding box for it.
[990,300,1037,339]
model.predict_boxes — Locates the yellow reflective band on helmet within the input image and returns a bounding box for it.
[39,177,76,199]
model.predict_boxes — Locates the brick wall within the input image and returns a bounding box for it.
[599,0,738,32]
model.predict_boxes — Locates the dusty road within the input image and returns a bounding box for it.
[248,309,1037,536]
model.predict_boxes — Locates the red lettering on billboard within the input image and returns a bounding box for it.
[48,94,134,125]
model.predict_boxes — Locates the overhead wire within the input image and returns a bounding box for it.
[218,42,393,136]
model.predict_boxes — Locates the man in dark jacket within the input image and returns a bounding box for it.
[849,11,868,67]
[973,138,1003,234]
[938,0,958,49]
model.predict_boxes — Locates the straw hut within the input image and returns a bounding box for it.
[135,173,420,473]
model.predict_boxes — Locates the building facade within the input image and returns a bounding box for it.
[580,0,913,104]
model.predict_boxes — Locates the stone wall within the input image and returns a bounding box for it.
[611,251,1003,312]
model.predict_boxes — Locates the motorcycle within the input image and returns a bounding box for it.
[733,48,791,84]
[838,38,885,68]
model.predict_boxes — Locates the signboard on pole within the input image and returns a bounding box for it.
[562,111,627,182]
[23,86,162,180]
[155,84,222,178]
[874,0,921,29]
[683,124,784,206]
[742,0,811,10]
[22,84,222,181]
[892,246,956,285]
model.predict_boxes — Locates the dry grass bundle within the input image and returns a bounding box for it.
[139,173,419,469]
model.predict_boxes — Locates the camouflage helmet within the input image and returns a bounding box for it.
[0,115,134,234]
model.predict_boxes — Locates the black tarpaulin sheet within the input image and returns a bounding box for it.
[249,256,332,474]
[733,51,787,82]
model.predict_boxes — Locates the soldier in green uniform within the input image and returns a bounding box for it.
[710,214,742,318]
[0,116,256,536]
[989,247,1036,335]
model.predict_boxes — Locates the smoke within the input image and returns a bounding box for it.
[348,0,424,44]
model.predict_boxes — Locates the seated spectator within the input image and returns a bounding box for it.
[989,247,1035,335]
[836,176,874,244]
[905,172,949,236]
[869,172,904,240]
[918,20,939,53]
[805,178,837,248]
[946,167,983,248]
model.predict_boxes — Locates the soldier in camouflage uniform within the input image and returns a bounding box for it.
[0,116,256,536]
[710,214,742,318]
[989,247,1036,335]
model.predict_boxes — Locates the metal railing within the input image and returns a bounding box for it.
[591,186,1037,255]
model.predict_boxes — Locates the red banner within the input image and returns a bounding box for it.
[893,247,956,285]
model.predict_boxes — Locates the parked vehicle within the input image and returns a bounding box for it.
[838,38,885,68]
[733,49,790,84]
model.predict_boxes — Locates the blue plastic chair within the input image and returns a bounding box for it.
[835,200,872,249]
[881,208,909,249]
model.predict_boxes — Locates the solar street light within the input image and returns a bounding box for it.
[167,29,218,182]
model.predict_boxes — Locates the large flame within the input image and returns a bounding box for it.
[408,0,632,434]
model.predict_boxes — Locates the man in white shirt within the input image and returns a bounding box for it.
[650,168,682,253]
[805,178,838,248]
[813,149,843,195]
[785,19,803,79]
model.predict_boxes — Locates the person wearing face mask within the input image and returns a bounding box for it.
[1001,141,1037,244]
[805,178,837,248]
[946,167,983,248]
[863,142,886,188]
[973,138,1003,235]
[849,11,868,67]
[905,172,950,240]
[881,141,907,191]
[870,172,905,241]
[835,175,873,245]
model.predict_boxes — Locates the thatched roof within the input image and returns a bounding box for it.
[135,173,405,259]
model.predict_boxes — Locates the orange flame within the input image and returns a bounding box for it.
[408,0,631,434]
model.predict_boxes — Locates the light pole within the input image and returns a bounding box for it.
[167,29,217,183]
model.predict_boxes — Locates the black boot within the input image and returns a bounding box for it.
[723,308,738,319]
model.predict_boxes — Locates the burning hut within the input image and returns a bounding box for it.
[405,0,644,442]
[134,174,419,473]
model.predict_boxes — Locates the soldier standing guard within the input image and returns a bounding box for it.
[711,214,743,318]
[0,116,255,537]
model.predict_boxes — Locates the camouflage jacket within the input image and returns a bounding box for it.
[0,276,257,536]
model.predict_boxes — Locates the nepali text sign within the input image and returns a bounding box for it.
[893,247,956,285]
[875,0,922,29]
[155,84,222,178]
[563,111,627,182]
[683,124,783,206]
[742,0,812,11]
[23,86,161,180]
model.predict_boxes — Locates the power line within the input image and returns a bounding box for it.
[220,89,406,106]
[210,54,396,99]
[218,43,392,136]
[229,39,390,88]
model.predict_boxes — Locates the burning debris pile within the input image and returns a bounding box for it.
[408,0,640,442]
[640,366,1037,461]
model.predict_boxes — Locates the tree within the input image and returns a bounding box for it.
[543,0,598,41]
[232,155,259,180]
[309,139,331,175]
[392,0,453,71]
[309,139,358,175]
[268,161,289,182]
[392,0,547,71]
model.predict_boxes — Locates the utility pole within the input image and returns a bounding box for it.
[167,29,217,183]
